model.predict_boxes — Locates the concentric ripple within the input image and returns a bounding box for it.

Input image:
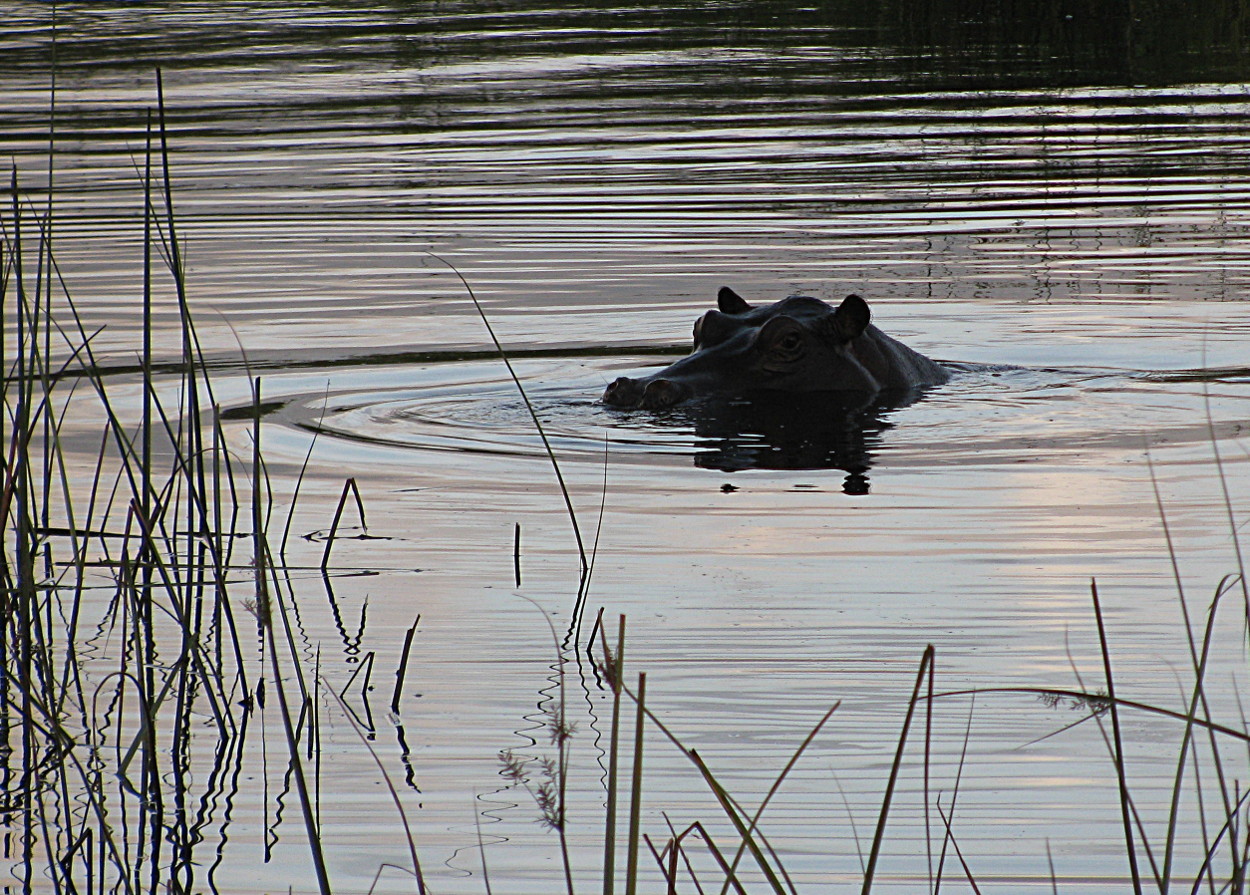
[253,354,1250,476]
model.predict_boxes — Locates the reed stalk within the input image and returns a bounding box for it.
[625,672,647,895]
[602,613,625,895]
[431,253,588,573]
[863,644,935,894]
[1093,578,1146,895]
[0,73,355,895]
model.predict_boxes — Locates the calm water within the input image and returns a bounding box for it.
[5,2,1250,893]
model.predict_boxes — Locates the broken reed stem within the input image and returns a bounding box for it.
[391,615,420,714]
[514,522,521,588]
[642,828,683,895]
[674,821,750,895]
[321,476,366,570]
[339,650,376,701]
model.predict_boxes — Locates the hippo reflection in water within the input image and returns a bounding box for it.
[603,287,949,410]
[602,288,950,492]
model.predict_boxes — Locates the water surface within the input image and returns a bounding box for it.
[4,3,1250,893]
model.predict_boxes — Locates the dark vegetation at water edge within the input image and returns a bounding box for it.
[4,79,1250,894]
[398,0,1250,88]
[5,0,1250,101]
[395,0,1250,89]
[835,0,1250,86]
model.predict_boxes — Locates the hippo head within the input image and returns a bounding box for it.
[602,287,882,410]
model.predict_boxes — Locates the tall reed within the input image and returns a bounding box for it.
[1,79,328,895]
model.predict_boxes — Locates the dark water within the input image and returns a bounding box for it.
[4,3,1250,893]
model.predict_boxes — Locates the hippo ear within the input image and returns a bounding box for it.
[717,287,752,315]
[831,294,871,340]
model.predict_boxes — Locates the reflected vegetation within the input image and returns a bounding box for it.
[0,121,424,894]
[7,0,1250,366]
[6,0,1250,135]
[12,0,1248,86]
[386,0,1250,88]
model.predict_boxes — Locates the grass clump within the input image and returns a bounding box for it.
[2,78,329,895]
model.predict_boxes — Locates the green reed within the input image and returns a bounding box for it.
[1,78,329,894]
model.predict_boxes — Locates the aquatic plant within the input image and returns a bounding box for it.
[1,76,335,895]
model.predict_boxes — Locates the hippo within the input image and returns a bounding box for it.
[602,287,949,410]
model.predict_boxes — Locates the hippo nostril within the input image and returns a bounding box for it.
[603,376,643,408]
[604,376,690,410]
[640,378,688,410]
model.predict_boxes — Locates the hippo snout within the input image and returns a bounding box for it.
[603,376,644,407]
[603,376,691,410]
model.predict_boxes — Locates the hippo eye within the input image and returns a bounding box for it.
[776,332,803,353]
[758,319,806,372]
